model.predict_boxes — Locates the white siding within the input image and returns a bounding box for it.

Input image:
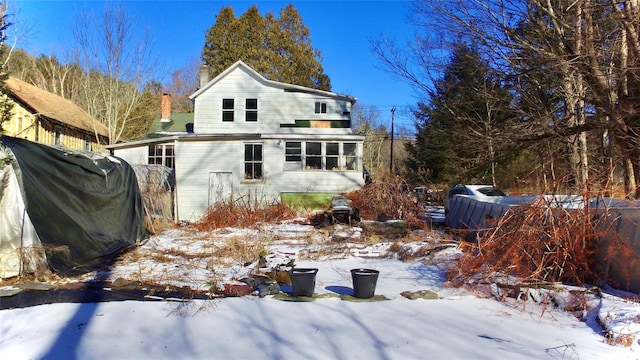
[113,146,148,165]
[175,139,364,221]
[193,67,353,135]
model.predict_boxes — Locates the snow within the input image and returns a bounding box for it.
[1,221,639,359]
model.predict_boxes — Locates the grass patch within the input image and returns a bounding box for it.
[281,192,335,210]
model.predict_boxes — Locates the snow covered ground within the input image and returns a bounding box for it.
[1,221,639,359]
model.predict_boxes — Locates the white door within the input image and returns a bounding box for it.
[209,172,233,207]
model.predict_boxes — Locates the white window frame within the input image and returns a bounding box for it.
[314,101,327,114]
[244,142,263,180]
[245,98,258,122]
[284,141,360,172]
[148,144,175,168]
[222,98,234,122]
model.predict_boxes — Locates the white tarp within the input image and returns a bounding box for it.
[0,145,45,278]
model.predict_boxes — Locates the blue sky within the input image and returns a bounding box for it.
[13,0,419,130]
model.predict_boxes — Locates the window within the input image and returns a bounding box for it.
[284,142,302,171]
[245,98,258,122]
[54,126,62,146]
[164,145,175,168]
[84,135,92,151]
[285,142,302,162]
[314,101,327,114]
[148,144,175,168]
[284,141,359,172]
[326,143,339,170]
[244,143,263,180]
[344,143,357,170]
[305,142,322,170]
[222,98,234,121]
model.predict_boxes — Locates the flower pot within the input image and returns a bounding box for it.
[351,268,379,299]
[290,268,318,297]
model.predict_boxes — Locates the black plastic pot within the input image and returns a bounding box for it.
[290,268,318,297]
[351,268,379,299]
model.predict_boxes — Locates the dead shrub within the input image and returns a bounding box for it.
[214,235,269,265]
[388,241,457,262]
[447,197,602,288]
[344,174,420,221]
[608,334,636,348]
[17,244,50,279]
[194,198,297,231]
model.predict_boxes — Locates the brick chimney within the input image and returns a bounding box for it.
[161,93,171,122]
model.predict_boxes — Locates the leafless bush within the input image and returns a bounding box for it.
[447,197,602,288]
[16,244,51,280]
[344,174,420,221]
[194,197,297,231]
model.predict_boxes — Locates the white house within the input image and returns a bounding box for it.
[109,60,365,222]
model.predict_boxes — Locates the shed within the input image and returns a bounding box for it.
[0,136,148,278]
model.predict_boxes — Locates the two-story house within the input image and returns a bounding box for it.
[1,77,109,151]
[109,60,365,222]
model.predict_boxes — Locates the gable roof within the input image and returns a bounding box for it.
[190,60,357,104]
[4,77,110,138]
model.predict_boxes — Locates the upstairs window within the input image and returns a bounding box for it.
[244,143,263,180]
[245,98,258,122]
[314,101,327,114]
[222,98,234,121]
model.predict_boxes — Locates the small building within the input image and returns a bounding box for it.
[109,60,366,222]
[1,77,109,151]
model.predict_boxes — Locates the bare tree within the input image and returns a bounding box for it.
[374,0,640,196]
[71,5,159,144]
[352,104,389,175]
[164,56,200,113]
[0,0,13,131]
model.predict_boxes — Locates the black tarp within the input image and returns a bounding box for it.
[1,136,148,276]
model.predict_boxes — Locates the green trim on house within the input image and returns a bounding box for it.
[280,120,351,129]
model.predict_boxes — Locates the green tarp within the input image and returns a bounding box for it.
[1,136,148,276]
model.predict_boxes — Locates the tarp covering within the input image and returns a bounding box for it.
[0,145,44,278]
[0,136,148,277]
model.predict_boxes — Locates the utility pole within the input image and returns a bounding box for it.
[389,106,396,174]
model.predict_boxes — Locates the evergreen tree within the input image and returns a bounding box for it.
[406,43,516,185]
[123,81,163,141]
[203,4,330,90]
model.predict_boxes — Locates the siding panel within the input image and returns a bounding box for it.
[194,68,352,135]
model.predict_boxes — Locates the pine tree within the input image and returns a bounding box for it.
[406,43,516,185]
[203,4,330,91]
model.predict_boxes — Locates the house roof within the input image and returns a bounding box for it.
[146,113,194,136]
[4,77,110,138]
[190,60,357,103]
